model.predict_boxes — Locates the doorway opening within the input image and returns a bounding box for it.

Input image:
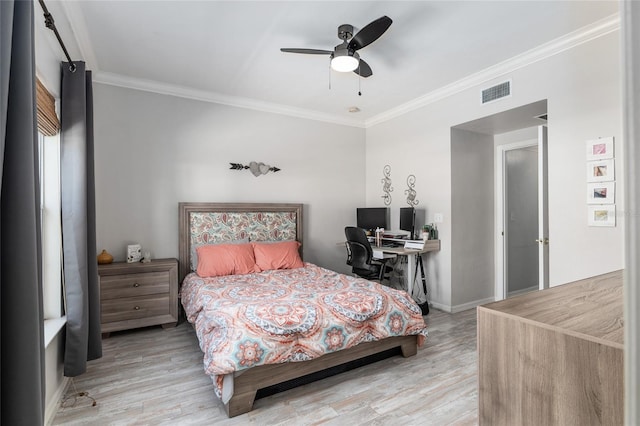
[452,99,548,303]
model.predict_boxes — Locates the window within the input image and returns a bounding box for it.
[39,131,63,321]
[36,78,65,345]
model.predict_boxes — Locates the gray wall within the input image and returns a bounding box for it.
[451,129,495,308]
[93,84,366,273]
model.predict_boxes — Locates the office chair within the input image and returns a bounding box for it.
[344,226,393,282]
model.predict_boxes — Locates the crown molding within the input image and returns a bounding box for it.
[93,72,366,128]
[365,13,620,128]
[57,2,363,127]
[58,2,363,127]
[58,4,618,130]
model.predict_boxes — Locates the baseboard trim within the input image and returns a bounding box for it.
[429,301,452,313]
[507,286,538,298]
[452,297,496,313]
[45,376,69,426]
[430,297,496,314]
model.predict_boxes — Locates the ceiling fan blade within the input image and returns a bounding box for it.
[354,59,372,78]
[348,16,392,51]
[280,48,332,55]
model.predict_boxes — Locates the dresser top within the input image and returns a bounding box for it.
[98,257,178,274]
[478,270,623,348]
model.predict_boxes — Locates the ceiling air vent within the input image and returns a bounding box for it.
[481,80,511,105]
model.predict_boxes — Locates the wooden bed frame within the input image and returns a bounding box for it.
[178,202,420,417]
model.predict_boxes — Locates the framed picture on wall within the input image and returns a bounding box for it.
[587,205,616,227]
[586,137,614,161]
[587,159,615,182]
[587,182,615,204]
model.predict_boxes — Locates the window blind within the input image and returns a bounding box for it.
[36,78,59,136]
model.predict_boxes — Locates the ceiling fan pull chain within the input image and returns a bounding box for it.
[329,62,332,90]
[358,65,362,96]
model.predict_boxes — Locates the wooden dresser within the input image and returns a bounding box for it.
[98,258,178,336]
[478,270,623,426]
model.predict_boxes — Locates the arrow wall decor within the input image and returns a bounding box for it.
[230,162,281,177]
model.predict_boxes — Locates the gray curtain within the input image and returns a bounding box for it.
[1,0,46,424]
[61,62,102,376]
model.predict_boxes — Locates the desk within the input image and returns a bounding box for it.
[372,239,440,298]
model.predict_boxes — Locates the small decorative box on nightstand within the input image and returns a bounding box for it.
[98,257,178,336]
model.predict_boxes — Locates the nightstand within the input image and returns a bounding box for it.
[98,258,178,336]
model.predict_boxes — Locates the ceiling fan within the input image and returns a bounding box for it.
[280,15,392,78]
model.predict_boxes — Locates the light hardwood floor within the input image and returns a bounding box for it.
[53,308,478,425]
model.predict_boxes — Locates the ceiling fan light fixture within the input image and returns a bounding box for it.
[331,50,360,72]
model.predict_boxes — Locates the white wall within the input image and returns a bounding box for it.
[93,84,366,273]
[366,31,623,311]
[44,338,66,424]
[546,33,624,285]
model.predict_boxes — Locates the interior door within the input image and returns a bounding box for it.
[537,125,549,290]
[504,144,539,296]
[495,124,549,299]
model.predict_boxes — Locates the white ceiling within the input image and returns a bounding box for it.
[44,1,619,127]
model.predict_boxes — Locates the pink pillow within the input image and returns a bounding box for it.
[196,243,256,277]
[252,241,303,272]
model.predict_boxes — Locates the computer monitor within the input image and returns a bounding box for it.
[400,207,416,238]
[356,207,389,233]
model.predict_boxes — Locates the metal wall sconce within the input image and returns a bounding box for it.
[381,165,393,205]
[405,174,419,206]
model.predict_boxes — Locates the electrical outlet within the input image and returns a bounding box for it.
[434,213,444,223]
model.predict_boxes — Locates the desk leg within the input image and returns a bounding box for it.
[406,254,415,297]
[413,254,429,315]
[408,254,428,299]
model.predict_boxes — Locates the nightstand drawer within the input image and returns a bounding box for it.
[98,258,179,334]
[101,294,170,324]
[100,271,170,300]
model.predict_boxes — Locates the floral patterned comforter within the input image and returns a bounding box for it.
[181,263,428,400]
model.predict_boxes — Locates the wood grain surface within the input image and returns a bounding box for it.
[478,270,623,425]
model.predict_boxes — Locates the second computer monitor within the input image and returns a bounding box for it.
[399,207,416,238]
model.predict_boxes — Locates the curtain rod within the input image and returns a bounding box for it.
[38,0,77,72]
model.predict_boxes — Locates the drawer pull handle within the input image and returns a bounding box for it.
[133,282,140,288]
[134,306,140,310]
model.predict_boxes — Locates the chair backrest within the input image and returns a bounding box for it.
[345,226,374,270]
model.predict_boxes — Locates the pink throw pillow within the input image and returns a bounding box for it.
[196,243,256,277]
[252,241,303,272]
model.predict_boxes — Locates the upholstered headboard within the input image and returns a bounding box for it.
[178,202,303,281]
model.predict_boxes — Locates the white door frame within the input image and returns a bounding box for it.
[494,129,548,300]
[537,126,549,291]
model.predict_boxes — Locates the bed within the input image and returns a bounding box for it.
[178,202,428,417]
